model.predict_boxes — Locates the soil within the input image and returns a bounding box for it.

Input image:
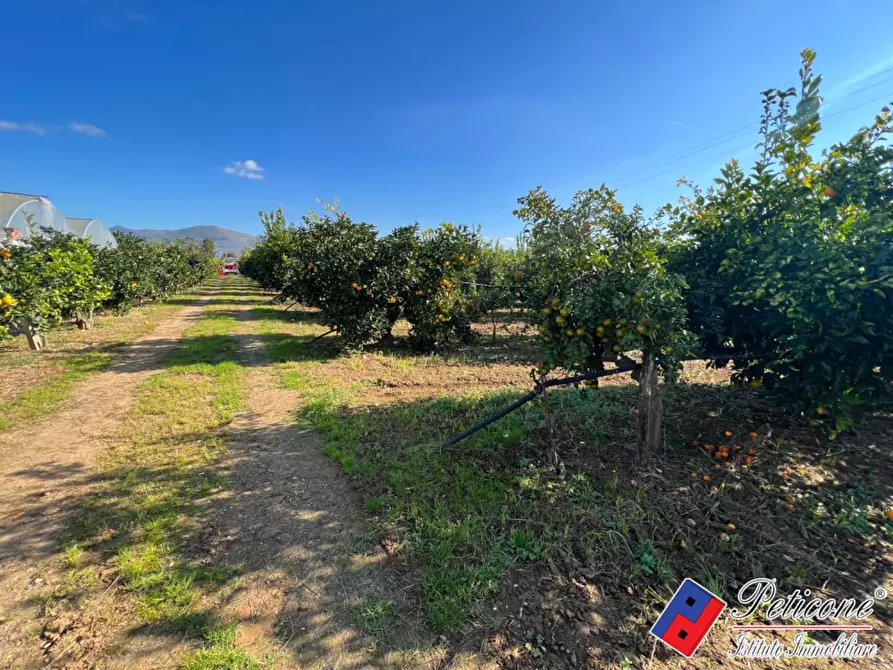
[483,397,893,669]
[0,291,218,668]
[0,284,491,668]
[190,300,454,668]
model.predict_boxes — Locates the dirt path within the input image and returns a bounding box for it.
[193,296,452,668]
[0,285,474,668]
[0,288,217,668]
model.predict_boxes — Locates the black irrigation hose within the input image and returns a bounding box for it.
[311,328,337,343]
[439,364,640,451]
[436,353,771,451]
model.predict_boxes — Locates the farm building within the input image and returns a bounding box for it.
[66,217,118,249]
[0,192,70,243]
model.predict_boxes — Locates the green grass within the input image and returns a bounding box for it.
[65,305,262,665]
[251,301,893,643]
[182,625,272,670]
[0,352,110,430]
[351,598,397,640]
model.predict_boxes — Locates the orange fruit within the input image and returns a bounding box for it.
[725,431,733,437]
[703,475,711,481]
[885,510,893,521]
[823,186,838,198]
[816,406,826,415]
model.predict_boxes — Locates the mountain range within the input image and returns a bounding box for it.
[110,225,256,255]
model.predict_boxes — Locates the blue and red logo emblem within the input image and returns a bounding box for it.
[650,578,726,657]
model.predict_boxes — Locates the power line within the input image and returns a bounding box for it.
[612,91,893,191]
[609,69,893,184]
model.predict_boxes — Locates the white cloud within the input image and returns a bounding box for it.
[68,122,106,137]
[483,235,517,248]
[0,121,47,134]
[223,160,265,180]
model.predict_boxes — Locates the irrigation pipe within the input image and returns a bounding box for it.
[439,364,640,451]
[311,328,337,343]
[437,352,770,451]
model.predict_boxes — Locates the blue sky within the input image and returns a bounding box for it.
[2,1,892,243]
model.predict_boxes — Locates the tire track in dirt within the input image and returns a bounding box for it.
[0,287,219,668]
[195,293,475,668]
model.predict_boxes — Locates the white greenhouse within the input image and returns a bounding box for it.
[66,218,118,249]
[0,192,70,242]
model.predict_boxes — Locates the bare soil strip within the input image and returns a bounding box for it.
[1,282,471,669]
[184,291,451,668]
[0,290,219,668]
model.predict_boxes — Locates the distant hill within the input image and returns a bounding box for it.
[110,225,256,255]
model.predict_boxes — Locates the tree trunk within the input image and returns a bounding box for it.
[20,317,47,351]
[76,308,94,330]
[636,352,665,465]
[540,371,559,469]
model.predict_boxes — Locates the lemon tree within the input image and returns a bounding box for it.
[0,229,110,347]
[668,50,893,435]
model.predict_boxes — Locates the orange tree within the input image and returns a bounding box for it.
[516,186,692,461]
[0,229,110,348]
[240,208,302,294]
[96,233,217,312]
[292,208,415,348]
[667,49,893,435]
[399,223,482,351]
[469,242,526,339]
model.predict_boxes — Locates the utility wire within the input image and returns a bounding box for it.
[612,91,893,191]
[609,70,893,184]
